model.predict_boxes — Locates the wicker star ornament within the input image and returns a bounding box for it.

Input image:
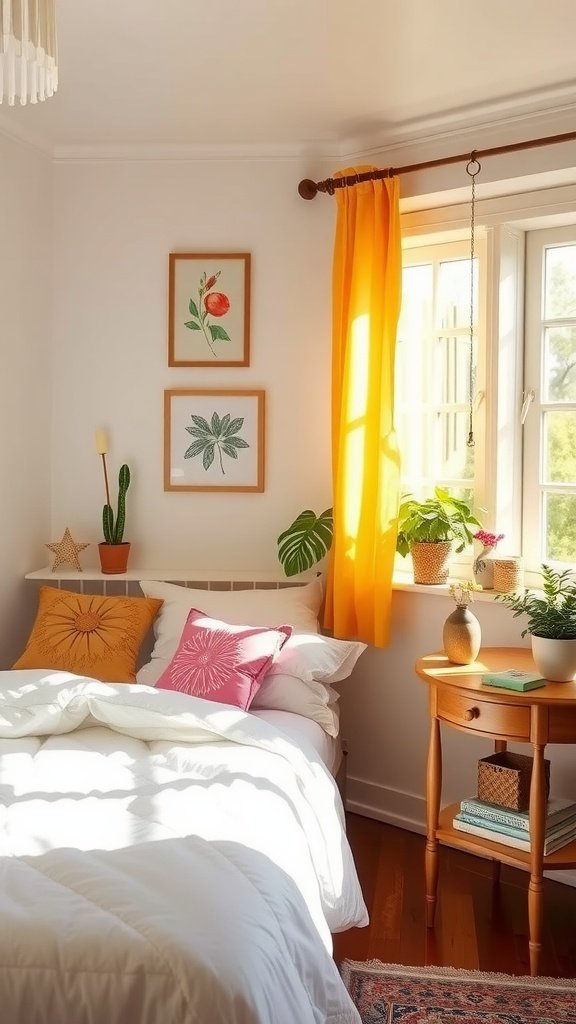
[46,528,90,572]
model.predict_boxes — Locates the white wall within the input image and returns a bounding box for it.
[51,156,334,569]
[0,133,52,665]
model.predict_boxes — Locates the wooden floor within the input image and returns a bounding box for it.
[333,814,576,977]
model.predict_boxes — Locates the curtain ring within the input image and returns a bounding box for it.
[466,151,481,177]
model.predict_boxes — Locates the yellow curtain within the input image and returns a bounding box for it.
[323,167,402,648]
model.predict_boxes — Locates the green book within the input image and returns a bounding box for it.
[481,669,546,691]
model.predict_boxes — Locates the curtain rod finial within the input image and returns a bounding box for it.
[298,178,318,200]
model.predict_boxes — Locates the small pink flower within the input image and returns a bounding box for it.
[473,530,504,548]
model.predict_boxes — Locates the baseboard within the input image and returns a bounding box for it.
[345,774,576,890]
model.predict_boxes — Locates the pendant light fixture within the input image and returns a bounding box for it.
[0,0,57,105]
[466,153,481,448]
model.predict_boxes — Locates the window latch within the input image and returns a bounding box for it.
[520,387,535,425]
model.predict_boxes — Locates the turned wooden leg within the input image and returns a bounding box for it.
[528,742,547,976]
[425,715,442,927]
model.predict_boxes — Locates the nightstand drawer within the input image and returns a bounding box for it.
[437,690,530,739]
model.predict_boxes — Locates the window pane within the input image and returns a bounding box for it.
[437,335,473,404]
[433,411,475,480]
[545,492,576,562]
[544,244,576,320]
[437,258,477,329]
[544,327,576,401]
[544,411,576,484]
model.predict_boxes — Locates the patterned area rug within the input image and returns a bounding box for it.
[341,960,576,1023]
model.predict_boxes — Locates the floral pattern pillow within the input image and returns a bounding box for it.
[156,608,292,710]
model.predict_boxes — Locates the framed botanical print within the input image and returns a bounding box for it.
[164,388,265,492]
[168,252,251,367]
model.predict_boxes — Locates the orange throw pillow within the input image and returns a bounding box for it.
[13,587,163,683]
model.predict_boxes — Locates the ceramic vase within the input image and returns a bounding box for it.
[443,604,482,665]
[473,544,495,589]
[531,635,576,682]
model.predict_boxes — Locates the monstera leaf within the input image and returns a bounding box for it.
[277,508,334,577]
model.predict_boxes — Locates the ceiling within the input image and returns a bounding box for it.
[1,0,576,153]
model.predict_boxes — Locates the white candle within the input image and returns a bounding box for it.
[95,429,109,455]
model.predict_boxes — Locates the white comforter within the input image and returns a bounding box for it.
[0,670,367,1024]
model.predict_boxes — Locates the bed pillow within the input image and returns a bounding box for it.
[155,608,291,710]
[137,579,323,686]
[269,632,366,683]
[13,586,163,684]
[250,673,341,737]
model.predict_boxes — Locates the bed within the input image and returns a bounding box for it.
[1,578,368,1023]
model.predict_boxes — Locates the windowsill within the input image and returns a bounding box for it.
[391,570,500,602]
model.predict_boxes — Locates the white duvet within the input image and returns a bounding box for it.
[0,670,367,1024]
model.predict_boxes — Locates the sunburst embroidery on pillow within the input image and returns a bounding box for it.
[35,594,142,669]
[169,627,240,694]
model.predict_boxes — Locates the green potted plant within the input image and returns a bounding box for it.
[95,430,131,575]
[495,564,576,681]
[277,508,334,577]
[396,487,482,584]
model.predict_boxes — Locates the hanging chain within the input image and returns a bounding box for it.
[466,154,481,448]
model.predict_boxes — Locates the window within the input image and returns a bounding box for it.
[523,226,576,568]
[397,213,576,579]
[395,235,487,526]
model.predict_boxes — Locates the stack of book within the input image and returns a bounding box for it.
[453,796,576,854]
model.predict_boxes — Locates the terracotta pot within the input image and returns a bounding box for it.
[410,541,452,585]
[443,605,481,665]
[98,542,131,575]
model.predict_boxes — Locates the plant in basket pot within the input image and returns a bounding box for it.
[396,487,482,584]
[495,563,576,682]
[95,430,131,575]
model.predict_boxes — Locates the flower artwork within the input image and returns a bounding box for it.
[184,271,232,358]
[169,253,251,367]
[164,388,265,492]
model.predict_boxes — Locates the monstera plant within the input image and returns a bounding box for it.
[277,508,334,577]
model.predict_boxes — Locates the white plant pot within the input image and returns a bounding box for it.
[531,635,576,683]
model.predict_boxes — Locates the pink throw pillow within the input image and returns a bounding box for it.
[156,608,292,710]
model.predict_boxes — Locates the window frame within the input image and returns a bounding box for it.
[523,224,576,572]
[397,232,489,568]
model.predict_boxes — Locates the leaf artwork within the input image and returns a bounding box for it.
[184,412,249,475]
[184,270,232,357]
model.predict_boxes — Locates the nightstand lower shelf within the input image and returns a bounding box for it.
[437,804,576,871]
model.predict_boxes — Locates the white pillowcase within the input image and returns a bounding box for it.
[269,633,366,684]
[250,673,341,738]
[137,579,323,688]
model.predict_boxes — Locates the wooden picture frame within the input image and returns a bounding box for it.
[168,252,251,367]
[164,389,265,492]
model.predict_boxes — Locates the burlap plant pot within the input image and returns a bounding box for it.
[410,541,452,585]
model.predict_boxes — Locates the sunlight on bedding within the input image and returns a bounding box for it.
[0,672,360,937]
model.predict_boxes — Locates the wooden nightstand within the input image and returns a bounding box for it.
[416,648,576,976]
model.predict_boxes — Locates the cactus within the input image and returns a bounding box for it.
[102,464,130,544]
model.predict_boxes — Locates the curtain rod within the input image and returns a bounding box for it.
[297,129,576,199]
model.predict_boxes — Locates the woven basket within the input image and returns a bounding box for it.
[410,541,452,585]
[493,556,523,593]
[478,751,550,811]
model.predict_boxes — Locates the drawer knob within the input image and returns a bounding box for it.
[464,706,480,721]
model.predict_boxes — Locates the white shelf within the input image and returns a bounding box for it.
[25,567,319,584]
